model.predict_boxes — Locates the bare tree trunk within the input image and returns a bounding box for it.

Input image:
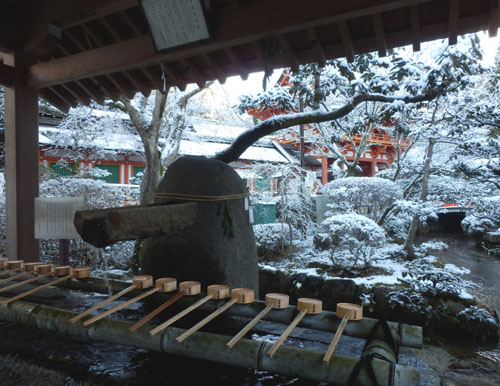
[404,137,436,258]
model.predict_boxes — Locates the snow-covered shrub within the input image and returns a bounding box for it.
[415,241,448,257]
[321,214,386,270]
[387,289,433,316]
[456,306,499,342]
[462,196,500,238]
[253,223,292,259]
[380,212,410,243]
[322,177,402,221]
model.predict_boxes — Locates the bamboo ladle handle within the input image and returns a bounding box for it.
[266,309,307,357]
[0,271,30,284]
[323,303,363,363]
[83,287,160,327]
[0,274,73,305]
[176,298,238,343]
[0,272,53,294]
[129,290,186,333]
[0,268,21,278]
[70,285,135,323]
[323,314,349,363]
[227,292,289,349]
[149,294,214,336]
[226,305,272,349]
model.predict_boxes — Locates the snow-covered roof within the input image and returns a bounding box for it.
[38,124,289,163]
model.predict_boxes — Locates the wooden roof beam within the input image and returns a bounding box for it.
[226,48,249,81]
[49,85,78,109]
[0,2,17,52]
[307,28,327,67]
[162,64,186,91]
[338,21,355,62]
[448,0,459,45]
[410,5,421,51]
[489,0,500,37]
[279,34,300,71]
[0,62,14,87]
[182,59,206,89]
[29,0,431,87]
[372,13,388,57]
[205,53,227,84]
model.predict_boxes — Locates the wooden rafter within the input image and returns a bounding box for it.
[307,28,327,67]
[338,21,355,62]
[279,34,299,71]
[29,0,431,88]
[410,5,421,51]
[0,62,14,87]
[489,0,500,37]
[372,13,388,57]
[449,0,459,45]
[226,48,249,81]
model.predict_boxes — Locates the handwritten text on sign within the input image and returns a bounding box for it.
[35,197,86,239]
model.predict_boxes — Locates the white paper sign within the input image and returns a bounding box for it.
[35,197,86,239]
[142,0,210,51]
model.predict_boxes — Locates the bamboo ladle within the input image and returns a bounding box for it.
[266,297,322,357]
[226,293,289,349]
[0,260,23,278]
[176,287,255,343]
[71,274,156,323]
[0,262,39,284]
[0,258,7,270]
[82,276,176,327]
[323,303,363,363]
[129,278,192,333]
[0,266,90,305]
[149,282,223,336]
[0,264,54,294]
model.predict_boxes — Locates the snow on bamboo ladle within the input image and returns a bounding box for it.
[0,260,23,278]
[0,262,40,284]
[0,266,90,305]
[266,298,322,358]
[176,287,255,343]
[82,276,176,327]
[0,264,54,295]
[149,281,211,336]
[226,293,289,349]
[129,279,195,333]
[323,303,363,363]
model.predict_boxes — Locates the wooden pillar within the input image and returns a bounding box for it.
[4,52,39,261]
[321,156,328,185]
[370,160,377,176]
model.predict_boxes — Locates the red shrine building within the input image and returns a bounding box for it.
[246,72,410,185]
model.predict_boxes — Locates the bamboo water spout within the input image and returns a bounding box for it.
[176,288,254,343]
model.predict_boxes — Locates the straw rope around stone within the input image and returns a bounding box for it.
[154,192,249,202]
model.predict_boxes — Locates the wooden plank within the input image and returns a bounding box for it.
[279,34,299,71]
[489,0,500,37]
[410,5,421,51]
[338,21,355,62]
[29,0,431,87]
[307,28,327,67]
[372,13,387,57]
[449,0,459,45]
[4,52,40,262]
[0,62,14,87]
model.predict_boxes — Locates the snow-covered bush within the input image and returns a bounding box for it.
[253,223,292,259]
[321,213,386,270]
[322,177,402,221]
[462,196,500,238]
[456,306,499,342]
[387,289,433,316]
